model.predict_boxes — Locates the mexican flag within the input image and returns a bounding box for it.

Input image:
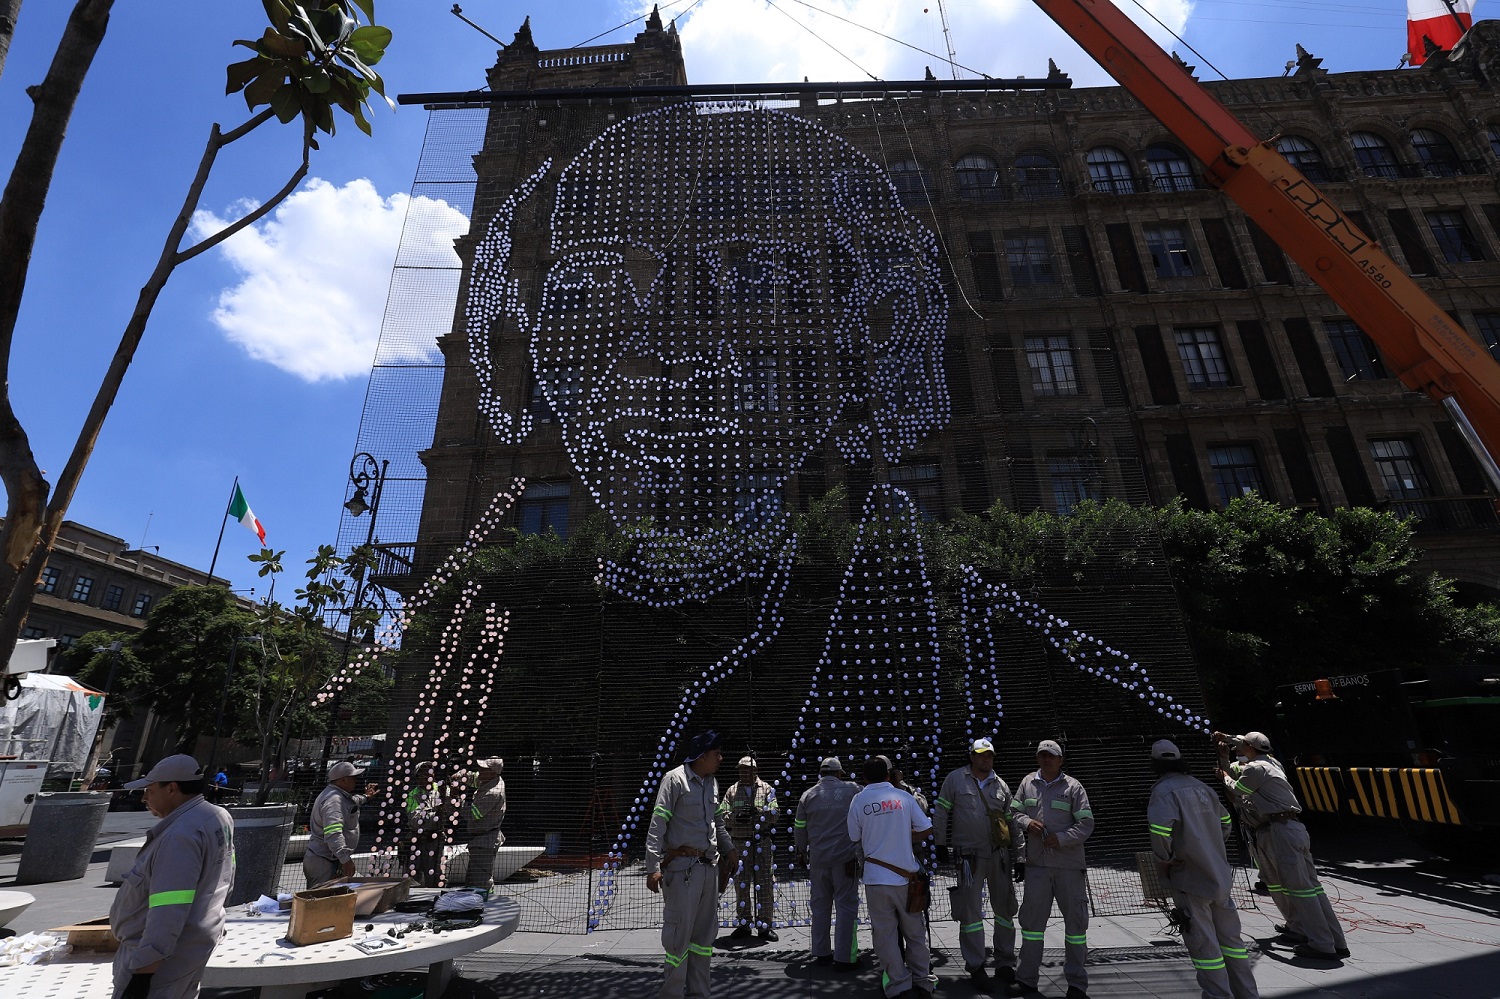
[229,484,266,545]
[1408,0,1474,64]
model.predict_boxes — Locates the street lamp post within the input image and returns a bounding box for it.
[318,452,388,775]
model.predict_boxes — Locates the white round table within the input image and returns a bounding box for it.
[0,890,35,927]
[2,896,518,999]
[203,896,518,999]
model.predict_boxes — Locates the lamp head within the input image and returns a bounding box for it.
[344,486,370,518]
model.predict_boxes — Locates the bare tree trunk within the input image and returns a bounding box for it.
[0,0,111,670]
[0,0,23,85]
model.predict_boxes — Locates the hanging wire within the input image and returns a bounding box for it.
[765,0,881,81]
[569,0,704,49]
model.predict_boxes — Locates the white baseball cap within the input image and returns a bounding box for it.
[328,760,367,782]
[969,737,996,755]
[124,754,204,790]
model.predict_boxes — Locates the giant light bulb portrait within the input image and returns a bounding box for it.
[376,100,1210,928]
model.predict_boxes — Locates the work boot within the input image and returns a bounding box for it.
[994,966,1016,985]
[759,927,779,942]
[833,960,859,972]
[1005,982,1039,997]
[1065,988,1090,999]
[967,965,992,993]
[730,925,753,940]
[1293,943,1340,960]
[813,955,833,966]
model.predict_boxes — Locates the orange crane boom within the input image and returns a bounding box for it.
[1032,0,1500,487]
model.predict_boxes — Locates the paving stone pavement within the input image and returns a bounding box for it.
[3,816,1498,997]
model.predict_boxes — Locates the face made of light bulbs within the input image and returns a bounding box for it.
[525,104,949,542]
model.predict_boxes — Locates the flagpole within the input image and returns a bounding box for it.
[207,477,239,583]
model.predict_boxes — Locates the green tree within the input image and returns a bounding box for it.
[0,0,393,680]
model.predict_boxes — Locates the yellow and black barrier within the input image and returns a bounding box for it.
[1294,766,1464,825]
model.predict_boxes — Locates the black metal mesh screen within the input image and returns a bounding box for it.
[317,95,1254,932]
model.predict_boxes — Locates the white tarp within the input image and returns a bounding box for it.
[0,673,106,773]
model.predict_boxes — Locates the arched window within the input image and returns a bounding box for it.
[1146,144,1198,192]
[955,154,1003,201]
[1085,146,1136,194]
[1351,131,1401,179]
[1410,128,1462,177]
[1014,151,1064,199]
[1275,135,1330,183]
[888,159,932,207]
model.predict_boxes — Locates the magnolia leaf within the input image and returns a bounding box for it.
[348,24,390,63]
[257,26,305,59]
[271,85,301,123]
[242,71,282,109]
[262,0,294,32]
[300,66,332,94]
[225,56,263,95]
[349,0,375,22]
[352,102,372,137]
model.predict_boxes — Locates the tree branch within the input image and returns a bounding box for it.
[175,130,311,265]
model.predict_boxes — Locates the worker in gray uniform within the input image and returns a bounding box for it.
[1147,739,1260,999]
[1010,739,1094,999]
[110,755,234,999]
[1216,730,1347,961]
[305,760,378,888]
[793,756,861,969]
[724,755,779,940]
[935,736,1018,993]
[646,730,738,999]
[463,757,507,892]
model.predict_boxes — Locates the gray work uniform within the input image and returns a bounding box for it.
[793,775,860,963]
[465,774,508,889]
[848,781,935,998]
[722,776,778,929]
[1149,771,1260,999]
[1013,770,1094,992]
[646,763,735,999]
[305,783,365,888]
[935,765,1018,973]
[1225,757,1345,955]
[109,796,235,999]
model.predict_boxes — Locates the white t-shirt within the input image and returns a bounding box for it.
[847,781,931,886]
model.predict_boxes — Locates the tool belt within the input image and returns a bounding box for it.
[666,845,714,863]
[866,857,931,913]
[1264,811,1298,823]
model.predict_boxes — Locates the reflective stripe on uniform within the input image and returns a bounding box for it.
[935,796,953,811]
[471,804,483,819]
[1049,799,1073,813]
[323,823,343,833]
[1021,929,1046,941]
[1219,813,1232,825]
[1065,933,1087,945]
[961,921,984,934]
[996,916,1014,929]
[148,889,196,907]
[653,805,673,820]
[1290,886,1326,897]
[1074,808,1093,819]
[1192,955,1226,970]
[688,942,713,957]
[663,948,688,968]
[1222,945,1250,960]
[1149,822,1174,838]
[793,819,808,828]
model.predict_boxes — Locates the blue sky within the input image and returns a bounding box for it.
[0,0,1433,600]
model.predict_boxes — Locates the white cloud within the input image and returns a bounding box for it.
[649,0,1194,88]
[192,178,468,382]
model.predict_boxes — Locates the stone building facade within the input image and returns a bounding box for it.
[409,15,1500,598]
